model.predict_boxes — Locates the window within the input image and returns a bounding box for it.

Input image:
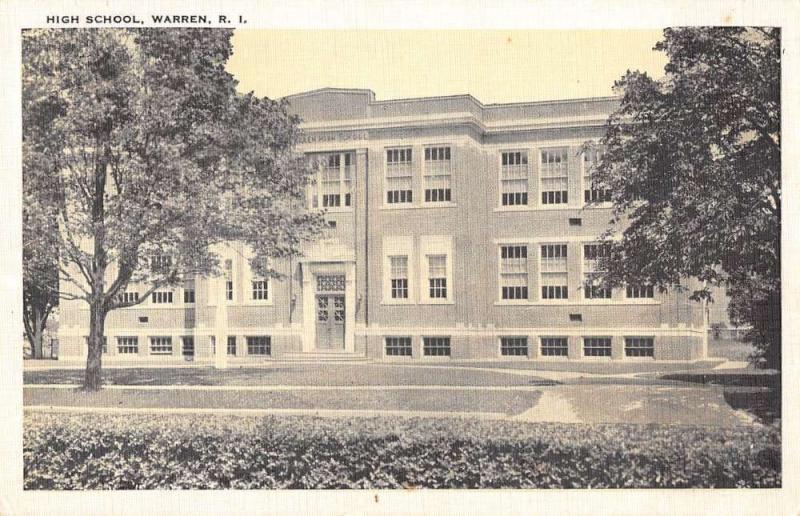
[500,151,528,206]
[247,336,270,355]
[500,245,528,300]
[583,337,612,357]
[625,337,654,357]
[423,146,452,202]
[84,336,108,353]
[183,281,195,304]
[386,148,413,204]
[385,337,412,357]
[627,285,655,298]
[252,280,268,300]
[583,147,612,204]
[583,244,611,299]
[423,337,451,357]
[540,337,568,357]
[118,291,139,304]
[182,336,194,356]
[390,256,409,299]
[540,148,569,205]
[224,259,233,301]
[151,291,173,304]
[150,254,172,272]
[312,152,353,209]
[540,244,568,300]
[427,255,447,299]
[500,337,528,356]
[117,336,138,354]
[227,336,237,356]
[150,336,173,355]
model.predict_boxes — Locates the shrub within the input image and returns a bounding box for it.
[24,413,780,489]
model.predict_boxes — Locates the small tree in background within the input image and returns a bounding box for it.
[22,28,324,389]
[586,27,780,368]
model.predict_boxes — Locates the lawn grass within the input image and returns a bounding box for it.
[708,338,756,362]
[24,387,542,415]
[23,412,780,489]
[23,364,554,387]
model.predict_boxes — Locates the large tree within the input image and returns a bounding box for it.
[22,28,323,389]
[588,27,780,368]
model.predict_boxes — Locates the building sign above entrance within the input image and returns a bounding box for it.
[299,130,369,144]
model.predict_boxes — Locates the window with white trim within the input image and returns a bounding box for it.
[84,336,108,353]
[626,285,655,298]
[183,280,195,304]
[252,280,268,300]
[583,244,611,299]
[309,152,353,209]
[540,337,568,357]
[583,337,612,357]
[150,336,173,355]
[117,336,138,354]
[246,336,270,355]
[227,336,237,356]
[625,337,654,357]
[500,245,528,300]
[150,254,172,272]
[151,291,173,304]
[385,337,412,357]
[427,254,448,299]
[389,256,409,299]
[386,148,413,204]
[540,244,568,300]
[224,259,233,301]
[423,146,452,202]
[182,336,194,356]
[583,147,611,204]
[540,148,569,205]
[500,337,528,356]
[500,151,528,206]
[423,337,451,356]
[118,291,139,304]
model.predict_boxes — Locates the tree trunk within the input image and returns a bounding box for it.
[32,311,44,359]
[84,301,107,391]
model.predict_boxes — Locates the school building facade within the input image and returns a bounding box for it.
[57,88,707,362]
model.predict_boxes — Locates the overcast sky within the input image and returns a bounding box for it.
[226,29,668,104]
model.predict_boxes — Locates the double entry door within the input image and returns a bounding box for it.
[315,294,345,349]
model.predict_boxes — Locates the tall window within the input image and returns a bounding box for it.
[118,291,139,304]
[386,148,413,204]
[423,337,451,357]
[246,336,271,355]
[540,244,568,300]
[227,336,237,356]
[183,280,195,304]
[500,245,528,300]
[584,337,612,357]
[427,254,447,299]
[182,336,195,356]
[224,259,233,301]
[252,280,268,300]
[583,244,611,299]
[117,336,138,354]
[540,148,569,205]
[385,337,412,357]
[312,152,353,208]
[583,147,611,204]
[151,291,173,304]
[500,151,528,206]
[150,336,173,355]
[390,256,409,299]
[150,254,172,272]
[423,146,452,202]
[627,285,655,298]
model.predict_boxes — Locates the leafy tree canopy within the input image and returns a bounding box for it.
[587,27,780,367]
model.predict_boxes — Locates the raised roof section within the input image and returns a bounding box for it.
[284,88,619,130]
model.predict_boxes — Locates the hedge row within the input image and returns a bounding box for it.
[24,413,780,489]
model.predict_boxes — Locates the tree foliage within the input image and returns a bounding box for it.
[22,29,324,388]
[587,27,780,368]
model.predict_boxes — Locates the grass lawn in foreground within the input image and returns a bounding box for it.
[23,412,780,489]
[24,364,554,387]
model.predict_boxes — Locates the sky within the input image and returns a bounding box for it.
[226,30,669,104]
